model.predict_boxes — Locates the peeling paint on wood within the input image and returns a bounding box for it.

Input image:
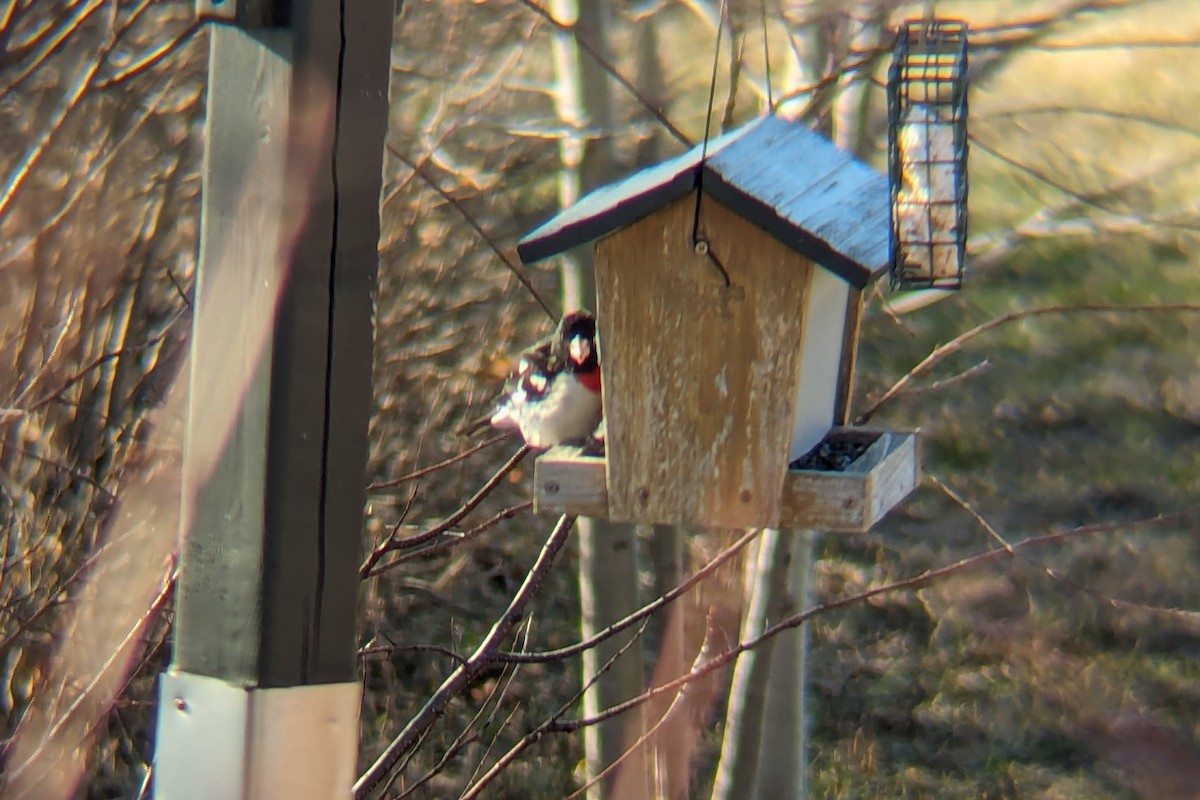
[595,193,812,528]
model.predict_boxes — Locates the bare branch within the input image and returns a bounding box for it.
[554,512,1189,735]
[458,618,653,800]
[367,502,534,577]
[353,514,577,800]
[367,433,512,493]
[931,475,1200,624]
[360,642,468,667]
[497,527,760,664]
[359,445,529,578]
[856,304,1200,425]
[518,0,692,147]
[385,143,556,320]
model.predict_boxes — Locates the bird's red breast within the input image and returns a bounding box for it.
[577,369,602,394]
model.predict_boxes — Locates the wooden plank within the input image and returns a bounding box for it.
[536,430,919,533]
[294,0,392,687]
[534,446,608,518]
[779,469,867,532]
[595,194,811,528]
[779,429,918,532]
[174,25,294,684]
[865,432,921,524]
[256,0,391,688]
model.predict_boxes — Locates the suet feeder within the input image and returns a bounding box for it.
[888,19,970,290]
[518,115,919,531]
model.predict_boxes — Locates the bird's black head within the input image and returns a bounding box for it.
[559,310,598,373]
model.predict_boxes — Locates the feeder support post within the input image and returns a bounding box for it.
[153,1,393,797]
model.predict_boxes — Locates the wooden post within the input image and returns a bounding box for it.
[154,1,392,796]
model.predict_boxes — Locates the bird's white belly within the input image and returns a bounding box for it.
[519,376,602,448]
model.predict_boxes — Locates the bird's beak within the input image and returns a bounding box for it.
[569,336,590,365]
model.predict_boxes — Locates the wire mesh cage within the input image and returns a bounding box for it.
[887,19,969,290]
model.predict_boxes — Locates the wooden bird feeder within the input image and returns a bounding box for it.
[518,115,918,532]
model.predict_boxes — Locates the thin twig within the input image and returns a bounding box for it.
[6,562,176,786]
[563,616,715,800]
[901,359,992,397]
[360,446,529,577]
[369,502,534,577]
[353,514,577,800]
[518,0,691,147]
[359,642,468,667]
[930,475,1200,623]
[856,303,1200,424]
[458,618,653,800]
[497,527,760,663]
[386,144,556,321]
[547,512,1189,735]
[368,434,511,492]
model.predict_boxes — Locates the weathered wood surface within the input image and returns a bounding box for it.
[174,26,294,685]
[536,428,918,533]
[779,428,919,532]
[174,0,391,689]
[596,193,812,529]
[534,445,608,518]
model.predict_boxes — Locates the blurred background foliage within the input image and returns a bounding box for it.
[3,0,1200,796]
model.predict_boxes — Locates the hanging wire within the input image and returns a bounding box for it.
[760,0,774,113]
[691,0,733,287]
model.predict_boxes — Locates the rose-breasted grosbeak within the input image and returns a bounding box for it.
[460,310,603,450]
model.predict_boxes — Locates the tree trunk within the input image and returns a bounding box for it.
[549,2,650,797]
[753,529,816,799]
[709,528,789,800]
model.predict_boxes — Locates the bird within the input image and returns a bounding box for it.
[459,310,604,450]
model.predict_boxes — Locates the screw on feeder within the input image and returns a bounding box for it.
[694,239,710,256]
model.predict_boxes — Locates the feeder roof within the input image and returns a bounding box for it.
[517,115,890,288]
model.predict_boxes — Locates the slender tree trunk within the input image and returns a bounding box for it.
[709,528,789,800]
[550,3,650,797]
[832,2,886,158]
[753,529,816,799]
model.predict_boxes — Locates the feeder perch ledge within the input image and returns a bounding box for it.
[536,428,918,533]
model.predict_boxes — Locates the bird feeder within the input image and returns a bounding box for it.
[888,18,970,289]
[518,115,918,531]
